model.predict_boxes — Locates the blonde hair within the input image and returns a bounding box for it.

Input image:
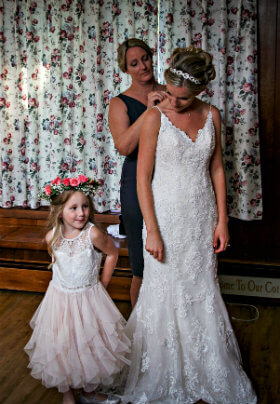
[117,38,153,73]
[46,190,95,268]
[164,46,216,93]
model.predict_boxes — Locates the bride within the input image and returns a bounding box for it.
[122,47,257,404]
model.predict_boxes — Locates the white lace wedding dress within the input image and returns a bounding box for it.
[122,106,257,404]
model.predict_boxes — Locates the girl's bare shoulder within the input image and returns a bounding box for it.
[45,229,53,243]
[89,223,106,243]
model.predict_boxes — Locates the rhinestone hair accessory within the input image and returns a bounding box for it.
[40,175,99,202]
[170,68,201,85]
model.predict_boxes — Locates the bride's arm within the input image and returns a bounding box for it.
[137,108,163,261]
[210,106,230,253]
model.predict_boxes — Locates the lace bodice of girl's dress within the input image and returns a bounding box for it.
[52,222,102,292]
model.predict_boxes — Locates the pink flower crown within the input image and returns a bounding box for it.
[40,175,99,202]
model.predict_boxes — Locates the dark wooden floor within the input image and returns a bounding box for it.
[1,290,280,404]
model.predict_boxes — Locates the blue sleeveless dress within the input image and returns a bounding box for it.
[117,94,146,277]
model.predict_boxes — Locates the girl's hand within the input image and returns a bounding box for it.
[213,220,230,253]
[90,227,118,288]
[146,229,164,261]
[147,91,167,109]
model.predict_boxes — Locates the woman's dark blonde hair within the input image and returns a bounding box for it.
[117,38,153,72]
[46,190,95,268]
[164,46,216,93]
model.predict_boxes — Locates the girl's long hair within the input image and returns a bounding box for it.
[46,190,95,268]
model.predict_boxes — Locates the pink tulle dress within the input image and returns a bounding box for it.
[24,222,131,393]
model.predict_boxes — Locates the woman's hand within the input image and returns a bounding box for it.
[147,91,167,109]
[146,228,164,261]
[213,219,230,253]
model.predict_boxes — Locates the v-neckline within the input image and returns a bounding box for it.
[160,107,212,144]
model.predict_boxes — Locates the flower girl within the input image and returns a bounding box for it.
[25,175,130,404]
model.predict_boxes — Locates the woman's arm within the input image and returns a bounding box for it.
[137,108,163,261]
[108,90,167,156]
[210,106,230,253]
[90,226,118,288]
[108,97,147,156]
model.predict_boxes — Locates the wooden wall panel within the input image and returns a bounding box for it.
[222,0,280,265]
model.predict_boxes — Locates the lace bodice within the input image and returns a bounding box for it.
[51,222,102,292]
[152,105,215,205]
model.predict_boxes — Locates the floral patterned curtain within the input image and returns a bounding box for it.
[0,0,262,220]
[0,0,123,211]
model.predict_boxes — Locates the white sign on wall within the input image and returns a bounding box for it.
[219,275,280,299]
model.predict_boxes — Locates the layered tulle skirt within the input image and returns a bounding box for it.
[24,281,131,393]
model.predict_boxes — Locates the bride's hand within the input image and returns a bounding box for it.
[213,220,230,253]
[146,229,164,261]
[147,91,167,109]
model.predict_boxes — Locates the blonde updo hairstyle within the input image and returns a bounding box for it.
[46,190,95,267]
[164,46,216,93]
[118,38,154,73]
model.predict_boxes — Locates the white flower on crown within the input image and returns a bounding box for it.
[170,68,201,85]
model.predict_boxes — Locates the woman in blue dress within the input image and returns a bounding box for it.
[109,38,166,307]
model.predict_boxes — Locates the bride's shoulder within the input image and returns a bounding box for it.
[208,103,221,121]
[198,100,220,118]
[145,106,161,119]
[200,102,221,129]
[142,107,161,131]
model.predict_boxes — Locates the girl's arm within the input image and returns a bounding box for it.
[210,106,230,253]
[90,226,118,288]
[108,90,166,156]
[137,108,163,261]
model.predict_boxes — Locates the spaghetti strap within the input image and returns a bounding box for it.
[152,105,162,113]
[86,222,94,243]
